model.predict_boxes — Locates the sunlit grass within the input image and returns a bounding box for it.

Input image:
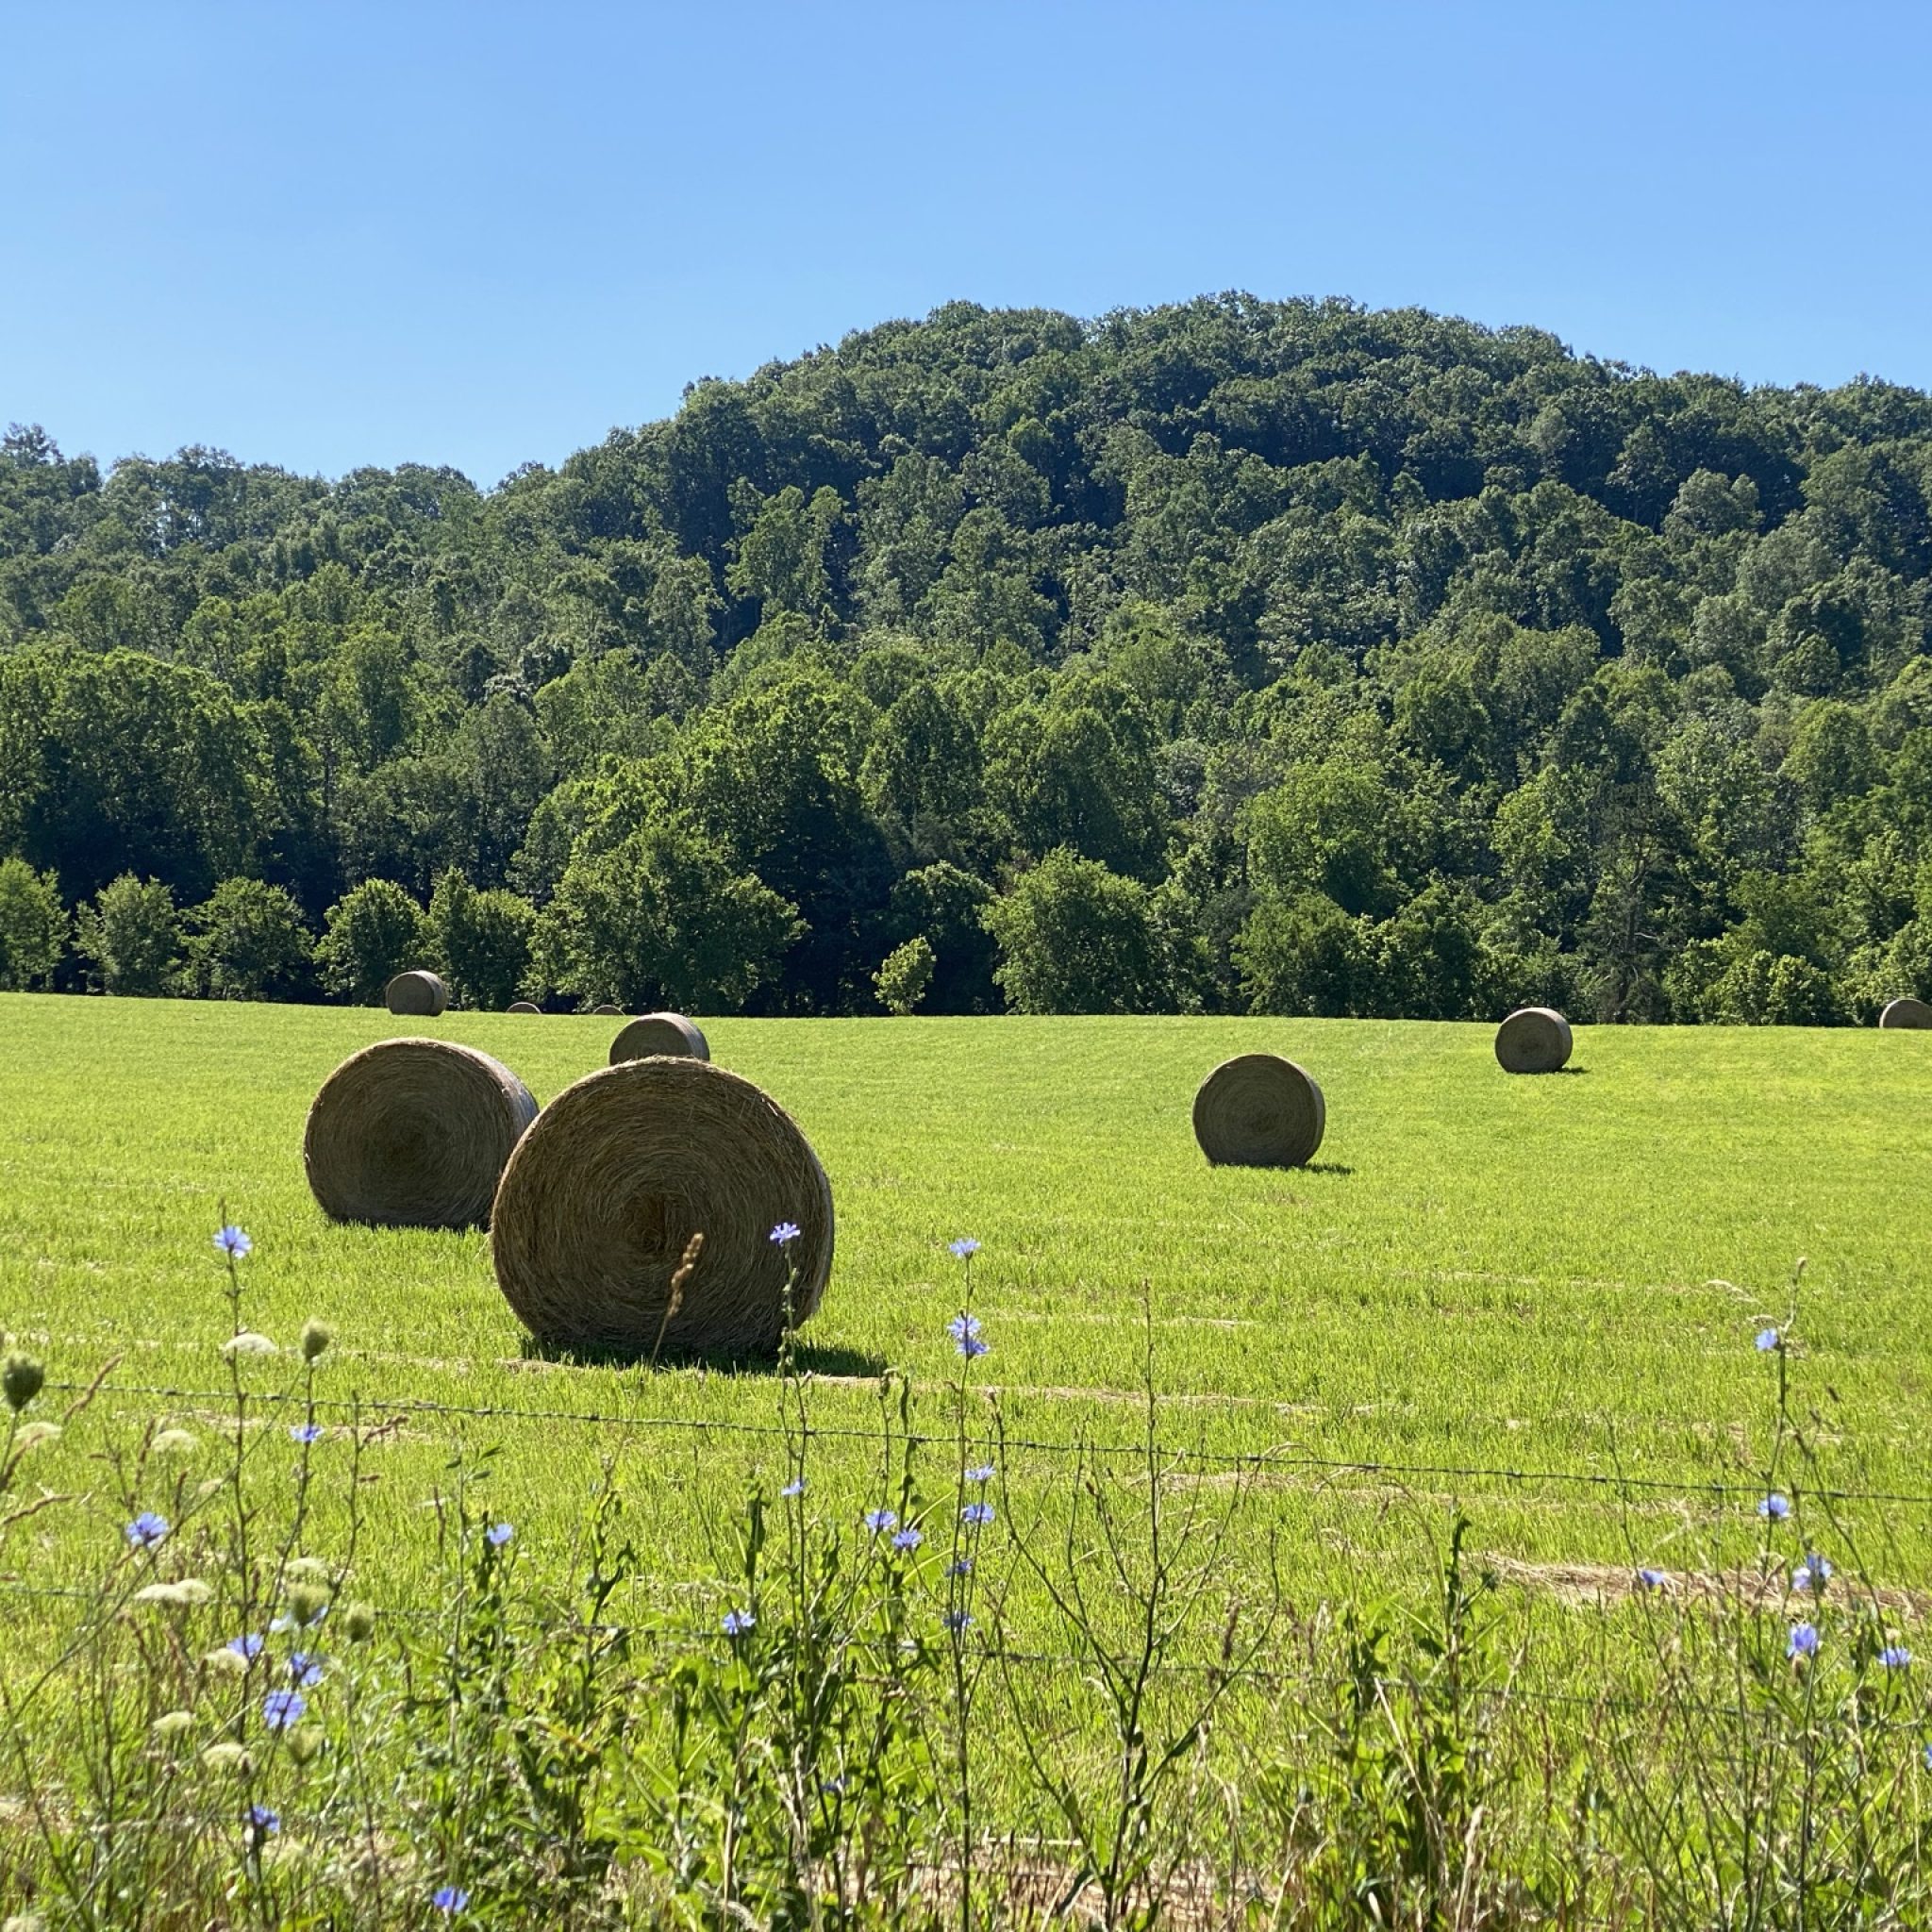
[1,992,1927,1625]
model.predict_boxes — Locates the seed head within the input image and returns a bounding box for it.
[342,1602,376,1641]
[3,1351,43,1413]
[287,1582,330,1627]
[299,1319,332,1364]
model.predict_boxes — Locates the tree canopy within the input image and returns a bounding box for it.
[5,295,1932,1019]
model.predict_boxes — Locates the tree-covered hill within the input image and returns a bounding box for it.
[4,293,1930,1020]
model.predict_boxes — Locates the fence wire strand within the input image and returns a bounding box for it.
[42,1376,1932,1510]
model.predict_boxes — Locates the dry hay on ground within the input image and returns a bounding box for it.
[304,1039,537,1229]
[508,1000,541,1015]
[491,1057,832,1358]
[1494,1007,1574,1073]
[384,970,449,1017]
[609,1011,710,1064]
[1192,1054,1325,1168]
[1487,1552,1931,1618]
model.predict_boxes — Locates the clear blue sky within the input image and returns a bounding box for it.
[5,0,1928,487]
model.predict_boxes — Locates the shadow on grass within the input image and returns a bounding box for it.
[517,1333,890,1378]
[1304,1160,1355,1176]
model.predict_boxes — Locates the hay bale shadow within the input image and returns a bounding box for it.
[516,1331,886,1378]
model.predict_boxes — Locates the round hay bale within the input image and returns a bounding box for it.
[491,1058,832,1357]
[591,1004,625,1017]
[385,970,449,1018]
[1494,1007,1574,1074]
[1192,1054,1325,1169]
[508,1001,541,1015]
[304,1039,538,1230]
[1879,996,1932,1030]
[609,1011,710,1065]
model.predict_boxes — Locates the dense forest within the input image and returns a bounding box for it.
[3,293,1931,1021]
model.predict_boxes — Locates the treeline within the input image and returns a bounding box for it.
[4,293,1932,1021]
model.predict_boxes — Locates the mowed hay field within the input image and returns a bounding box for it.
[1,991,1929,1648]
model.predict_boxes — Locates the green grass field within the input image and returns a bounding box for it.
[1,992,1928,1631]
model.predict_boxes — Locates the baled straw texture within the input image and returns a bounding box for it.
[491,1058,833,1358]
[592,1003,625,1016]
[1879,996,1932,1030]
[609,1011,710,1064]
[305,1039,538,1230]
[385,970,449,1017]
[508,1001,541,1015]
[1193,1054,1325,1168]
[1494,1006,1574,1073]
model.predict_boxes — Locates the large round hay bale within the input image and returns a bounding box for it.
[508,1001,541,1015]
[609,1012,710,1064]
[385,970,449,1017]
[1495,1007,1574,1074]
[1878,996,1932,1030]
[1192,1055,1325,1168]
[591,1003,625,1017]
[491,1058,832,1357]
[304,1040,538,1229]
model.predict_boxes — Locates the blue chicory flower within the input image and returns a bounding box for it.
[432,1885,470,1914]
[949,1239,980,1260]
[1793,1552,1833,1591]
[960,1501,995,1528]
[262,1690,306,1730]
[290,1423,324,1444]
[213,1225,253,1258]
[891,1526,924,1552]
[780,1477,805,1498]
[227,1633,265,1661]
[1758,1493,1791,1522]
[1755,1327,1779,1351]
[289,1652,323,1689]
[944,1609,974,1633]
[863,1508,898,1535]
[965,1463,995,1483]
[770,1222,802,1246]
[248,1803,278,1835]
[722,1608,755,1638]
[125,1511,169,1549]
[1880,1645,1911,1669]
[1636,1568,1667,1590]
[485,1523,513,1548]
[1788,1623,1820,1660]
[948,1557,973,1576]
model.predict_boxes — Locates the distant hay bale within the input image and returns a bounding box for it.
[304,1040,538,1230]
[609,1012,710,1064]
[491,1058,833,1357]
[592,1004,625,1017]
[508,1001,541,1015]
[1192,1054,1325,1169]
[385,970,449,1017]
[1879,996,1932,1030]
[1495,1007,1574,1074]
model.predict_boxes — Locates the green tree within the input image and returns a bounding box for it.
[983,848,1166,1014]
[428,870,538,1010]
[0,858,66,990]
[317,878,427,1004]
[75,874,180,995]
[874,935,935,1016]
[536,819,801,1013]
[1233,891,1378,1016]
[187,878,313,1001]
